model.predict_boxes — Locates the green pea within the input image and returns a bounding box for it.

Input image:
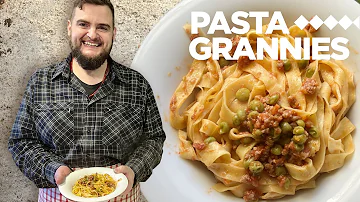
[240,137,253,145]
[270,127,281,140]
[249,161,264,175]
[293,126,305,135]
[292,134,307,145]
[204,136,216,144]
[271,144,283,155]
[219,122,230,134]
[305,68,315,78]
[275,166,287,176]
[284,177,291,190]
[297,59,309,69]
[252,129,263,140]
[249,100,264,112]
[237,109,247,122]
[219,57,230,67]
[280,122,292,134]
[309,126,319,138]
[244,158,253,169]
[248,111,259,119]
[267,94,280,105]
[283,59,292,72]
[247,122,254,132]
[278,137,291,146]
[294,143,304,152]
[233,140,241,145]
[296,119,306,127]
[236,88,250,102]
[233,114,241,126]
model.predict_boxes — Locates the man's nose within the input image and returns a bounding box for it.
[87,27,97,40]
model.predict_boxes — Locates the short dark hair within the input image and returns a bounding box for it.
[71,0,115,27]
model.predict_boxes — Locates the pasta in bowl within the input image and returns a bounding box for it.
[58,167,128,202]
[130,0,360,201]
[72,173,118,197]
[169,23,355,201]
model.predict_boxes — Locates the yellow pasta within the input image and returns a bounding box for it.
[72,173,118,198]
[170,24,356,201]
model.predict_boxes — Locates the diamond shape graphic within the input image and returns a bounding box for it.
[294,15,309,30]
[338,15,352,30]
[309,15,323,30]
[323,15,338,30]
[354,16,360,29]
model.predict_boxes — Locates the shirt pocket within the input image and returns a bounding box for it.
[102,103,144,149]
[33,102,74,151]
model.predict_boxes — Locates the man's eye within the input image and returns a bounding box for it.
[78,23,87,27]
[98,26,109,31]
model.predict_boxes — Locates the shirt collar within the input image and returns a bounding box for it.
[51,54,129,84]
[51,54,72,81]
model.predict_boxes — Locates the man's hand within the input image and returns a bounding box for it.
[114,165,135,195]
[54,165,72,185]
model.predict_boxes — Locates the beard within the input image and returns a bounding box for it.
[70,39,112,70]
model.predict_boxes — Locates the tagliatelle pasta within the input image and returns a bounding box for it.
[170,23,356,201]
[72,173,118,198]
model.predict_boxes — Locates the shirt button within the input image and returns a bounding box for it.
[87,130,91,133]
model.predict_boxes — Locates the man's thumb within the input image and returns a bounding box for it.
[114,165,127,174]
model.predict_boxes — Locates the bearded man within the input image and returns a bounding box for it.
[8,0,165,201]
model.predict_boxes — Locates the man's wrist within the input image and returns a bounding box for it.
[125,162,138,186]
[44,161,66,185]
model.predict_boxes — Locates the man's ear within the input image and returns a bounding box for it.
[113,27,117,40]
[67,20,72,37]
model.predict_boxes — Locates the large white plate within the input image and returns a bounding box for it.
[131,0,360,201]
[58,167,128,202]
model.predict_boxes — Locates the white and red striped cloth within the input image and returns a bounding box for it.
[38,164,140,202]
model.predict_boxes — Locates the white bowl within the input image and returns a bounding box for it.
[58,167,128,202]
[131,0,360,201]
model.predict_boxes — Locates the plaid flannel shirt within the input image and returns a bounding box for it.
[8,54,166,188]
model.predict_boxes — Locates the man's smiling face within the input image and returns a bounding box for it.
[68,3,116,70]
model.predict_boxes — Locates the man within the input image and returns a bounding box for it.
[8,0,166,201]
